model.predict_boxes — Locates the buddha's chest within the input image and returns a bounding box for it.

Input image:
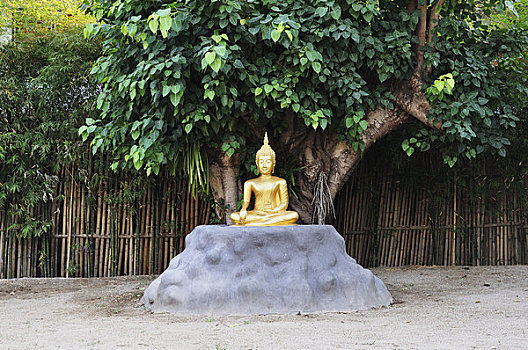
[253,181,279,194]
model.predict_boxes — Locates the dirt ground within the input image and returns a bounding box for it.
[0,266,527,350]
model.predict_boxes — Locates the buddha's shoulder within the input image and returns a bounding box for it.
[271,176,287,184]
[245,176,285,184]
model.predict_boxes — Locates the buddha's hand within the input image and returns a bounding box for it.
[239,208,247,223]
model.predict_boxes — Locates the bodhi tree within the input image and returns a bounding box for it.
[80,0,528,223]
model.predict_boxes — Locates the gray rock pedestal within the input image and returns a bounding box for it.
[141,225,392,314]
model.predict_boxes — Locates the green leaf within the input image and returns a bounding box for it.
[402,139,409,151]
[271,29,281,42]
[300,57,308,66]
[184,124,193,134]
[213,45,226,57]
[434,80,445,91]
[210,57,222,73]
[162,85,171,97]
[148,19,159,34]
[292,103,300,112]
[315,7,328,17]
[435,1,443,15]
[312,62,322,73]
[331,6,342,20]
[353,114,361,123]
[160,15,172,32]
[359,120,368,130]
[170,92,182,106]
[221,94,228,106]
[205,90,215,100]
[205,51,216,65]
[255,87,263,96]
[264,84,273,94]
[133,157,143,170]
[345,117,353,128]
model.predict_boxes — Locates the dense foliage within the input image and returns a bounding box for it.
[82,0,528,174]
[82,0,415,178]
[0,1,100,237]
[0,0,94,40]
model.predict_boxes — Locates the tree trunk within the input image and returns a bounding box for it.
[209,80,432,224]
[209,153,241,223]
[282,108,411,223]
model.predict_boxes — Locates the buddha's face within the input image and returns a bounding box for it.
[257,155,274,175]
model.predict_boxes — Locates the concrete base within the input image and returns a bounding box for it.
[141,225,392,314]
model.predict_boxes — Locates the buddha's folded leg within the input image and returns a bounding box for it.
[230,212,241,223]
[284,211,299,221]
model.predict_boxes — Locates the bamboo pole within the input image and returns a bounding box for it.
[129,199,134,274]
[387,178,397,266]
[105,177,112,277]
[94,173,102,277]
[178,181,185,253]
[169,182,176,259]
[165,182,172,267]
[145,188,152,274]
[99,173,107,277]
[377,177,388,266]
[118,185,126,276]
[403,183,414,266]
[452,177,457,266]
[76,175,86,277]
[65,164,74,278]
[138,191,146,275]
[123,202,130,275]
[0,209,4,278]
[16,221,21,278]
[7,219,12,278]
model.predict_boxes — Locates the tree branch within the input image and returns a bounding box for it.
[425,0,446,77]
[392,76,443,131]
[414,3,428,75]
[407,0,417,13]
[427,0,445,43]
[239,112,264,145]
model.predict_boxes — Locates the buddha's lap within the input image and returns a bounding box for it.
[230,210,298,223]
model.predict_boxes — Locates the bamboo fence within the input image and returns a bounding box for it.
[0,165,211,279]
[1,161,527,278]
[333,165,528,268]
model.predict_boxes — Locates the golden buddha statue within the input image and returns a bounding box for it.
[230,133,299,226]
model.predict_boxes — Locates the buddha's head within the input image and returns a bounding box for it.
[256,132,276,175]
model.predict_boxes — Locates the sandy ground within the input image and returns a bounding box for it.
[0,266,527,350]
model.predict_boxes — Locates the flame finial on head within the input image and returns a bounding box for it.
[256,132,276,171]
